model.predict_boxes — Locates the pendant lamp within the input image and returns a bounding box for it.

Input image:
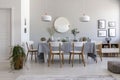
[41,0,52,22]
[41,13,52,22]
[80,0,90,22]
[80,14,90,22]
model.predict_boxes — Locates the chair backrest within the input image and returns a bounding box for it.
[26,41,34,50]
[49,42,63,52]
[95,41,102,51]
[49,42,63,47]
[72,42,84,51]
[96,44,102,51]
[72,42,84,47]
[91,41,102,50]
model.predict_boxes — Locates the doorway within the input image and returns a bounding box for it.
[0,8,11,60]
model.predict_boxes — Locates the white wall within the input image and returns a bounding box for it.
[30,0,120,46]
[0,0,21,45]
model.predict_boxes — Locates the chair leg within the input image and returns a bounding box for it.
[62,54,64,64]
[98,52,102,61]
[81,54,85,67]
[79,54,81,63]
[26,51,29,61]
[52,54,54,64]
[35,52,37,62]
[87,54,88,59]
[96,58,97,63]
[48,54,51,67]
[100,52,102,61]
[72,53,74,67]
[59,53,62,68]
[31,52,33,60]
[69,53,71,64]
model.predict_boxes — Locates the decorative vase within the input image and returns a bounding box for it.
[73,35,77,42]
[107,41,110,44]
[105,37,111,44]
[50,35,54,41]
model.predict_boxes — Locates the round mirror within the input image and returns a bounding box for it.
[54,17,70,33]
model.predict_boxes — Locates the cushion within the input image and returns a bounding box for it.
[108,61,120,74]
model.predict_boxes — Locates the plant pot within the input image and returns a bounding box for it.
[9,45,26,70]
[107,41,110,44]
[51,36,54,41]
[14,57,23,70]
[73,35,77,41]
[82,37,87,41]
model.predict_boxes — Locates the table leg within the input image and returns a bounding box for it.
[44,53,47,63]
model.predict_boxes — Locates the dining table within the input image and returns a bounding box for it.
[37,41,98,63]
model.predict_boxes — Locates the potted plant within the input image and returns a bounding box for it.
[71,28,79,41]
[105,37,111,43]
[61,38,67,42]
[9,45,26,70]
[40,37,46,42]
[82,37,87,41]
[48,27,55,41]
[41,37,46,41]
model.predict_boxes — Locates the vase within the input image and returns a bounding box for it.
[73,35,77,42]
[107,41,110,44]
[50,36,54,41]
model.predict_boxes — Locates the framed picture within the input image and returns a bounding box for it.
[108,21,116,27]
[108,28,116,37]
[98,19,106,29]
[98,30,107,37]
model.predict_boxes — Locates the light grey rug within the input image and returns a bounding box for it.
[16,75,116,80]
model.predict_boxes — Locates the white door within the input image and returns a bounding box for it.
[0,9,11,61]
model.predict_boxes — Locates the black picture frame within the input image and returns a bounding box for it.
[98,19,106,29]
[98,30,107,37]
[108,21,116,27]
[108,28,116,37]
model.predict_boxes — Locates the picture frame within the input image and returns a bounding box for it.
[108,28,116,37]
[98,19,106,29]
[108,21,116,27]
[98,30,107,37]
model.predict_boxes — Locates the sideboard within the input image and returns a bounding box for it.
[102,43,120,57]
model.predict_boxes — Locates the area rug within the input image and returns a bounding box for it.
[16,75,116,80]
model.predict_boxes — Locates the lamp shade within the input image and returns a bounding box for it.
[41,14,52,22]
[80,14,90,22]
